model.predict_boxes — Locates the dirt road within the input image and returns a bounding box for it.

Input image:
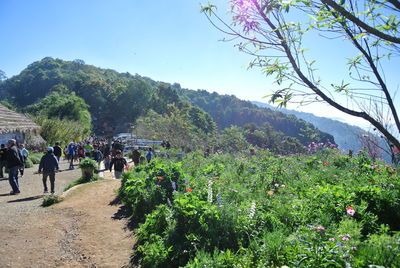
[0,160,134,268]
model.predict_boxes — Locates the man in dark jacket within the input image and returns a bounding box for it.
[109,151,127,179]
[131,147,141,166]
[0,144,7,178]
[38,147,59,194]
[6,139,23,195]
[91,146,103,172]
[53,142,62,162]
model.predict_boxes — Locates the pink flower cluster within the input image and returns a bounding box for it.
[230,0,260,33]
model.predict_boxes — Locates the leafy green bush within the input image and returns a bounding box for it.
[78,158,98,169]
[24,158,34,168]
[29,153,43,165]
[118,150,400,267]
[42,195,61,207]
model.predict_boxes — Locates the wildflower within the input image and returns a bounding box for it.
[336,242,344,247]
[315,226,325,231]
[157,177,164,181]
[345,234,351,238]
[267,190,274,195]
[351,246,357,251]
[346,206,356,216]
[324,162,328,166]
[342,255,351,259]
[342,236,349,241]
[370,180,376,183]
[307,225,313,228]
[281,184,286,188]
[274,183,279,187]
[213,177,219,180]
[329,238,335,241]
[387,245,393,249]
[186,187,193,192]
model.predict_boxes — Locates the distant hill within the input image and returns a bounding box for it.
[0,57,334,150]
[252,101,391,161]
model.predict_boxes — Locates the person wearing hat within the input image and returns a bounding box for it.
[38,147,59,194]
[6,139,23,195]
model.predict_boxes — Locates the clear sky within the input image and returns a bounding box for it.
[1,0,398,128]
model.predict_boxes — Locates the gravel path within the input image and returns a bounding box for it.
[0,159,135,268]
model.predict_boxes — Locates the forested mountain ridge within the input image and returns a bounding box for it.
[176,87,334,145]
[0,57,334,150]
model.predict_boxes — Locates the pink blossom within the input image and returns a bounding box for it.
[342,236,349,241]
[329,238,335,241]
[274,183,279,187]
[315,226,325,231]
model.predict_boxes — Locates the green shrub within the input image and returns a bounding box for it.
[24,158,34,168]
[42,195,61,207]
[78,158,98,169]
[118,150,400,267]
[29,153,43,164]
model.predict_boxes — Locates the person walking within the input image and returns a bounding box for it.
[53,142,62,162]
[6,139,23,195]
[38,147,59,194]
[91,146,103,172]
[0,144,7,178]
[18,144,29,177]
[109,151,127,179]
[131,147,141,166]
[67,142,76,169]
[146,147,154,163]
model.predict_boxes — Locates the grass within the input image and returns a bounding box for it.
[64,173,101,191]
[42,195,61,207]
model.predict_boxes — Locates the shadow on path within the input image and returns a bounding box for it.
[7,195,43,203]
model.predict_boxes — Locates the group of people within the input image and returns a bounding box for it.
[0,135,164,195]
[0,139,61,195]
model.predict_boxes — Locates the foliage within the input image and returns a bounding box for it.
[42,195,61,207]
[135,106,217,151]
[28,152,43,165]
[119,150,400,267]
[24,158,33,168]
[64,173,101,191]
[78,158,98,169]
[24,91,91,133]
[34,116,89,145]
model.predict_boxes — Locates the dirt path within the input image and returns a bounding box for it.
[0,160,135,268]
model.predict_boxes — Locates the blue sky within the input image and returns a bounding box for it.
[1,0,398,128]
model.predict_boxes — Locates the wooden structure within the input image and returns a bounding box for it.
[0,104,40,145]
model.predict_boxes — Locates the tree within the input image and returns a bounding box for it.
[0,70,6,81]
[201,0,400,152]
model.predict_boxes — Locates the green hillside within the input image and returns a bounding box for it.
[0,57,334,151]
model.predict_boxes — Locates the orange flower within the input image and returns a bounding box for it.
[346,206,353,210]
[186,187,193,192]
[157,177,164,181]
[267,190,274,195]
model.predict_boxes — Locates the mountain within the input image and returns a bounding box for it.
[0,57,334,150]
[252,101,392,162]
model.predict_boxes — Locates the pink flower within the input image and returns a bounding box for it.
[342,236,349,241]
[329,238,335,241]
[274,183,279,187]
[346,207,356,216]
[281,184,286,188]
[315,226,325,231]
[324,162,328,166]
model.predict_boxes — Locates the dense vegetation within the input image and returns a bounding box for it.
[0,57,334,153]
[119,148,400,267]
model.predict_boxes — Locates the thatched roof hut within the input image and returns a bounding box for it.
[0,104,40,134]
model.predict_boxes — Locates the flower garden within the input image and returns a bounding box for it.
[119,149,400,267]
